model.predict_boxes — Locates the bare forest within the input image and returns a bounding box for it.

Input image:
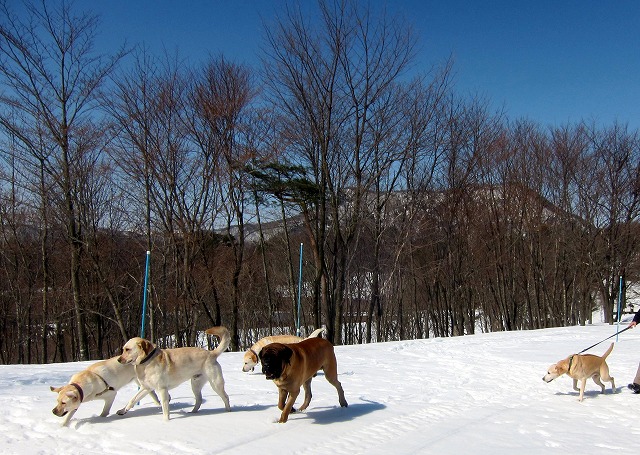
[0,0,638,364]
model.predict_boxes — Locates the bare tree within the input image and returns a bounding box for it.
[263,0,420,343]
[0,0,125,360]
[587,123,640,322]
[190,57,255,350]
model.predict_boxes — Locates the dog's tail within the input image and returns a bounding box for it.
[306,326,326,339]
[205,326,231,356]
[601,342,614,359]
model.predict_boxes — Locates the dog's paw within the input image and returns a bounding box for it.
[116,408,127,416]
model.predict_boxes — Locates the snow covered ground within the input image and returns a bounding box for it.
[2,320,640,454]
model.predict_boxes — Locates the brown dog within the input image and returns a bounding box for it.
[542,342,616,401]
[259,337,348,423]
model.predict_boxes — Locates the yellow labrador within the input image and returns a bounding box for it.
[117,326,231,420]
[542,342,616,401]
[242,327,326,372]
[50,356,160,426]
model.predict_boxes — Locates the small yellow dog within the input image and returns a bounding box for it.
[543,343,616,401]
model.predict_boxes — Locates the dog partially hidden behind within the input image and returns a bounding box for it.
[260,337,348,423]
[51,356,160,426]
[116,326,231,420]
[542,342,616,401]
[243,327,326,372]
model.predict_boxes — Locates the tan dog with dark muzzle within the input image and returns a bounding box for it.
[259,337,348,423]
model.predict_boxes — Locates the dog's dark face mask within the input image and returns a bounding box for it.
[260,344,292,380]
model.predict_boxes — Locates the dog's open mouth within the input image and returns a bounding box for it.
[52,408,68,417]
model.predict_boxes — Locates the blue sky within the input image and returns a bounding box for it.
[48,1,640,129]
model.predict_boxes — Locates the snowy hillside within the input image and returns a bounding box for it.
[1,322,640,454]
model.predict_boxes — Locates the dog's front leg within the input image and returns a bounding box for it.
[149,390,161,405]
[159,389,171,420]
[572,378,579,392]
[117,388,150,415]
[578,378,587,402]
[277,388,288,411]
[61,409,77,427]
[279,388,300,423]
[298,379,313,412]
[100,390,117,417]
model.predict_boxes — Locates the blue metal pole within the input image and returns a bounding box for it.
[140,251,151,338]
[297,243,303,336]
[616,275,623,342]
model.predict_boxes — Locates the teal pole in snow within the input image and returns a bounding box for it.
[616,275,623,342]
[140,251,151,338]
[297,243,303,336]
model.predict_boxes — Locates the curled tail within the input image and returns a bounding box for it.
[205,326,231,356]
[306,326,327,339]
[601,342,614,360]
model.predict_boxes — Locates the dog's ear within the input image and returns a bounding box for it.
[138,338,153,355]
[50,386,61,393]
[279,345,293,364]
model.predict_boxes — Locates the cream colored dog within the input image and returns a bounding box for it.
[50,356,160,426]
[116,326,231,420]
[242,327,326,372]
[542,342,616,401]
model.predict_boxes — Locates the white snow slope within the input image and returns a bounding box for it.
[1,322,640,455]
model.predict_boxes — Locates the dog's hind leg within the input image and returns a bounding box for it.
[323,363,348,408]
[206,363,231,411]
[191,374,207,413]
[592,374,606,394]
[599,364,616,393]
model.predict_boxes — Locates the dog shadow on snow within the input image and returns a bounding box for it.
[73,400,272,427]
[554,385,622,400]
[297,398,386,425]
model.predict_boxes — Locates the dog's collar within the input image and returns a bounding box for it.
[250,348,259,362]
[568,355,575,375]
[70,382,84,402]
[140,347,158,365]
